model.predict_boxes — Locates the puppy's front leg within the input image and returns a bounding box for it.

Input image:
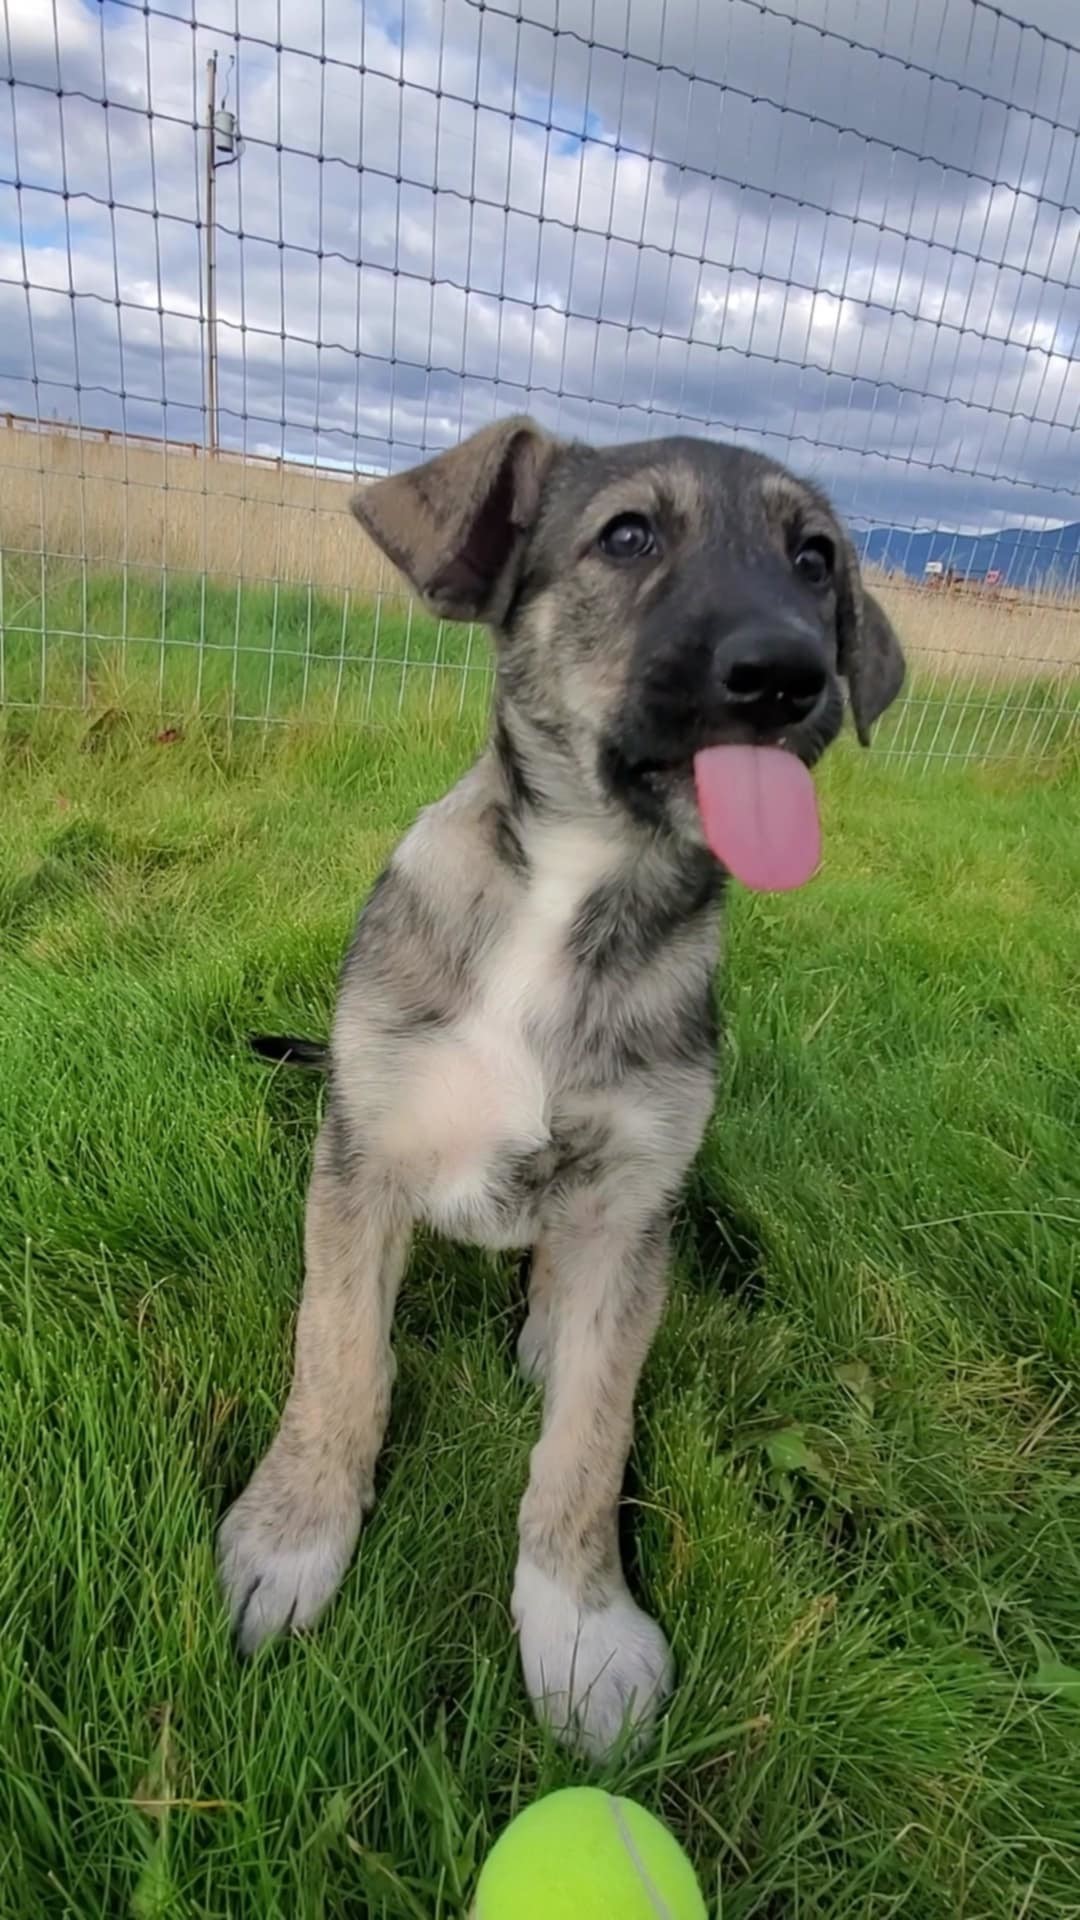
[516,1244,556,1387]
[218,1120,411,1653]
[513,1209,674,1759]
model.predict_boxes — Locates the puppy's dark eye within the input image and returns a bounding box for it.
[597,513,656,561]
[793,537,835,589]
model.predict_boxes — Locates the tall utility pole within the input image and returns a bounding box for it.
[202,53,239,456]
[204,51,219,454]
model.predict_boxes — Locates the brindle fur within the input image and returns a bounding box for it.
[218,420,904,1758]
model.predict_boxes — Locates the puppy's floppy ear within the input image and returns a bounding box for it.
[835,539,906,746]
[351,416,556,624]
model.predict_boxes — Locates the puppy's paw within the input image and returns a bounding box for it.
[516,1309,549,1388]
[512,1556,674,1760]
[217,1480,362,1656]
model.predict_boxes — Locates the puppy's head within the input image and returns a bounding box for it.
[353,419,904,883]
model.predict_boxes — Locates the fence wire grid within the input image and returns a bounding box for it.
[2,0,1079,766]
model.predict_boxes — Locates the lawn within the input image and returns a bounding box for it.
[1,649,1079,1916]
[2,561,1079,767]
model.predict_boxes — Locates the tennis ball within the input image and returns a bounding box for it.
[471,1786,707,1918]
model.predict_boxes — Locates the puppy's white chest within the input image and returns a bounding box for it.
[389,822,620,1244]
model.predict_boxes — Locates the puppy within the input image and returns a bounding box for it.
[219,421,904,1758]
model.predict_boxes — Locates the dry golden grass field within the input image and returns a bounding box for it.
[0,421,390,599]
[2,420,1079,689]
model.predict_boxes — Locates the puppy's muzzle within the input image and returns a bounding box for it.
[711,622,828,736]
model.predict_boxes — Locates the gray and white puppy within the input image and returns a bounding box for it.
[218,419,904,1758]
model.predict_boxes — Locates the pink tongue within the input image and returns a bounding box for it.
[693,746,821,892]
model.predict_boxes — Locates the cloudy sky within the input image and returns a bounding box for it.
[3,0,1079,543]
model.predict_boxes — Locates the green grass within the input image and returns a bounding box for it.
[2,560,1078,766]
[0,563,488,728]
[1,651,1080,1916]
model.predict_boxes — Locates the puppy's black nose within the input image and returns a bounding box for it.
[715,626,827,731]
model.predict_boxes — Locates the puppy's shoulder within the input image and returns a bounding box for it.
[338,755,515,1008]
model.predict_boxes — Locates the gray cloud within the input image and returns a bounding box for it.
[2,0,1078,540]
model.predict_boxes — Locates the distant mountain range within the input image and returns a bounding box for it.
[859,519,1080,590]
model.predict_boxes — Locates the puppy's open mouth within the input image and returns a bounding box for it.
[693,745,821,892]
[635,746,821,893]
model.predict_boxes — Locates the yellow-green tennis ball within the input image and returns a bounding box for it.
[471,1786,707,1919]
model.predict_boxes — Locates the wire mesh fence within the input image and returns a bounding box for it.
[2,0,1078,764]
